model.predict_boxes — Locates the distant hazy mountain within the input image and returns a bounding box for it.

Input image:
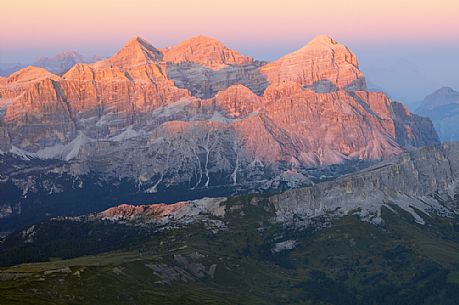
[416,87,459,142]
[33,51,86,74]
[418,86,459,111]
[0,51,102,76]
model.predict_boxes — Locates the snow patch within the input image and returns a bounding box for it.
[144,99,194,121]
[208,111,255,124]
[109,126,144,142]
[9,146,33,160]
[272,240,297,253]
[9,132,92,161]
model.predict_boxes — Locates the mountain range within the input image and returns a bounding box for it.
[1,33,458,304]
[0,35,440,230]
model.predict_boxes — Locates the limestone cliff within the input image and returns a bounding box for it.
[0,35,440,196]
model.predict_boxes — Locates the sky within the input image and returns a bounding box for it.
[1,0,459,105]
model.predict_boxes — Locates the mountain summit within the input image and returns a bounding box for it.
[163,35,253,70]
[418,86,459,111]
[6,66,59,84]
[101,36,163,69]
[416,86,459,141]
[261,34,365,92]
[306,34,338,46]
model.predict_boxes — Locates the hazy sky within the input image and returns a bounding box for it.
[2,0,459,104]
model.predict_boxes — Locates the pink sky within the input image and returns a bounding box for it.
[2,0,459,58]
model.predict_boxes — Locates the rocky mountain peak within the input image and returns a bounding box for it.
[418,86,459,111]
[100,36,163,69]
[300,35,356,65]
[163,35,253,70]
[62,63,95,80]
[6,66,59,84]
[181,35,223,46]
[437,86,457,93]
[125,36,154,48]
[306,34,337,46]
[415,86,459,142]
[260,35,366,91]
[427,86,459,100]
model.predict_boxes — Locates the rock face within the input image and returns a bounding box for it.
[163,35,253,70]
[98,197,226,226]
[260,35,366,92]
[416,87,459,142]
[93,142,459,230]
[0,35,439,202]
[270,142,459,226]
[392,101,440,148]
[163,36,266,99]
[100,36,163,69]
[4,144,459,305]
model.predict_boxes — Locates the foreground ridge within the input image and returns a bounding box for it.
[89,142,459,229]
[2,142,459,304]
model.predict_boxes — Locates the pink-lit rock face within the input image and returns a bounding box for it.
[226,84,417,166]
[260,35,366,91]
[0,67,61,109]
[163,36,265,99]
[212,84,263,118]
[0,57,191,149]
[163,35,253,70]
[2,75,76,151]
[391,101,439,148]
[260,86,403,164]
[97,198,226,223]
[60,64,189,136]
[100,202,189,220]
[6,66,59,84]
[97,36,163,70]
[0,34,439,184]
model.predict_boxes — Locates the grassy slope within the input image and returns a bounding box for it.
[2,198,459,304]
